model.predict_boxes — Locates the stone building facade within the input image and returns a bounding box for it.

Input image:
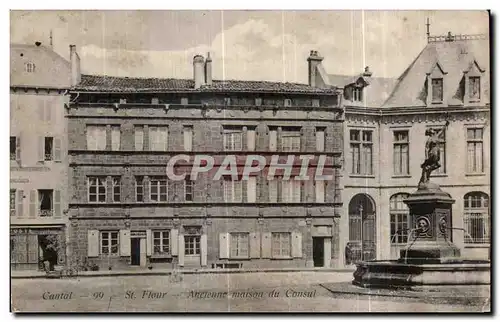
[10,43,78,270]
[67,50,344,270]
[312,33,491,265]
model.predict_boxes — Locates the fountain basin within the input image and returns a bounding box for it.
[353,260,490,289]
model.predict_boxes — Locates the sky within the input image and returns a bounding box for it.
[10,10,490,83]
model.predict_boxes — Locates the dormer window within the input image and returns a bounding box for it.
[469,76,481,100]
[431,78,443,103]
[25,62,35,73]
[353,87,363,102]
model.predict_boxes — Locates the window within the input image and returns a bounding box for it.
[316,127,325,152]
[185,177,193,202]
[230,233,249,258]
[149,126,168,151]
[183,126,193,152]
[153,231,170,255]
[315,181,326,203]
[255,98,262,106]
[467,128,484,173]
[223,179,243,202]
[431,78,443,102]
[135,176,144,202]
[353,87,363,102]
[134,127,144,151]
[10,189,16,216]
[281,130,301,152]
[224,97,231,106]
[86,125,106,151]
[223,128,242,151]
[25,62,35,73]
[464,192,490,244]
[281,179,301,202]
[272,232,291,257]
[150,177,168,202]
[100,231,119,255]
[312,99,320,107]
[10,136,17,161]
[284,99,292,107]
[111,126,120,151]
[469,76,481,100]
[112,177,121,203]
[38,189,53,217]
[88,177,106,203]
[393,131,409,175]
[390,193,410,244]
[44,137,54,161]
[181,97,189,105]
[185,235,201,255]
[350,130,373,175]
[429,127,446,174]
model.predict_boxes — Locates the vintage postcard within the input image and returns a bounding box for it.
[10,10,491,313]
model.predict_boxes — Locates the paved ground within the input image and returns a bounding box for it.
[10,272,490,313]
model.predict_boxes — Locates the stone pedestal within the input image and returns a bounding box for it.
[400,183,460,264]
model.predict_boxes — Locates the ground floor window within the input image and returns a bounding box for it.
[185,235,200,255]
[464,192,490,244]
[271,232,291,257]
[100,231,119,255]
[230,232,249,258]
[10,229,63,270]
[153,230,170,255]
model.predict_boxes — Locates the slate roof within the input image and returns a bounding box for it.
[383,38,490,108]
[327,74,398,107]
[73,74,340,95]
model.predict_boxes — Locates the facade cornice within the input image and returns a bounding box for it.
[10,85,68,94]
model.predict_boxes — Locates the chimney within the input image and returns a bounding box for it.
[307,50,323,87]
[70,45,81,87]
[205,52,212,86]
[362,66,373,77]
[193,54,205,89]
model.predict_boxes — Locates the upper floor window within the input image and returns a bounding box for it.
[464,192,490,244]
[269,178,301,203]
[149,126,168,152]
[111,126,120,151]
[284,99,292,107]
[38,189,54,217]
[183,126,193,152]
[112,177,121,203]
[350,129,373,175]
[272,232,291,258]
[230,232,249,258]
[134,126,144,151]
[223,179,243,202]
[25,62,35,73]
[467,128,484,173]
[150,177,168,202]
[352,87,363,102]
[223,128,242,151]
[281,129,301,152]
[393,131,409,175]
[135,176,144,202]
[469,76,481,100]
[312,99,320,107]
[86,125,107,151]
[431,78,443,103]
[184,177,194,202]
[10,136,19,161]
[88,177,106,203]
[10,189,16,216]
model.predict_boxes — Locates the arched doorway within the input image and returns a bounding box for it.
[346,194,376,264]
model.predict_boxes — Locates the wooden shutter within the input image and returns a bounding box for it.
[201,234,207,266]
[316,129,325,152]
[16,190,23,217]
[250,232,261,258]
[53,190,61,218]
[315,181,325,203]
[135,127,144,151]
[146,229,152,256]
[29,190,36,218]
[87,230,99,257]
[15,135,21,163]
[171,229,179,256]
[247,177,256,203]
[38,136,44,162]
[269,130,277,152]
[247,129,256,151]
[184,127,193,151]
[178,234,185,266]
[219,233,229,259]
[120,230,131,256]
[291,231,303,258]
[53,137,62,162]
[261,232,272,258]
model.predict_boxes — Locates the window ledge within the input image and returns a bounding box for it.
[349,174,375,178]
[431,101,444,105]
[465,173,486,177]
[392,175,412,179]
[150,254,172,259]
[430,173,448,178]
[464,244,490,248]
[229,257,250,260]
[271,256,293,260]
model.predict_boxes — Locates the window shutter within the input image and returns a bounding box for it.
[53,137,62,162]
[219,233,229,259]
[184,127,193,151]
[247,177,256,203]
[120,230,131,256]
[87,230,99,257]
[16,190,23,217]
[269,180,278,202]
[29,190,37,218]
[15,135,21,163]
[247,129,256,151]
[135,127,144,151]
[269,130,277,152]
[316,129,325,152]
[291,231,303,258]
[261,232,272,258]
[250,232,261,258]
[178,234,185,266]
[53,190,61,218]
[146,229,152,256]
[315,181,325,203]
[171,229,179,256]
[38,136,44,162]
[201,234,208,266]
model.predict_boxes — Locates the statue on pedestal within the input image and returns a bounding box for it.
[419,120,450,187]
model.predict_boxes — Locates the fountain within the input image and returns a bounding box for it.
[353,121,490,289]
